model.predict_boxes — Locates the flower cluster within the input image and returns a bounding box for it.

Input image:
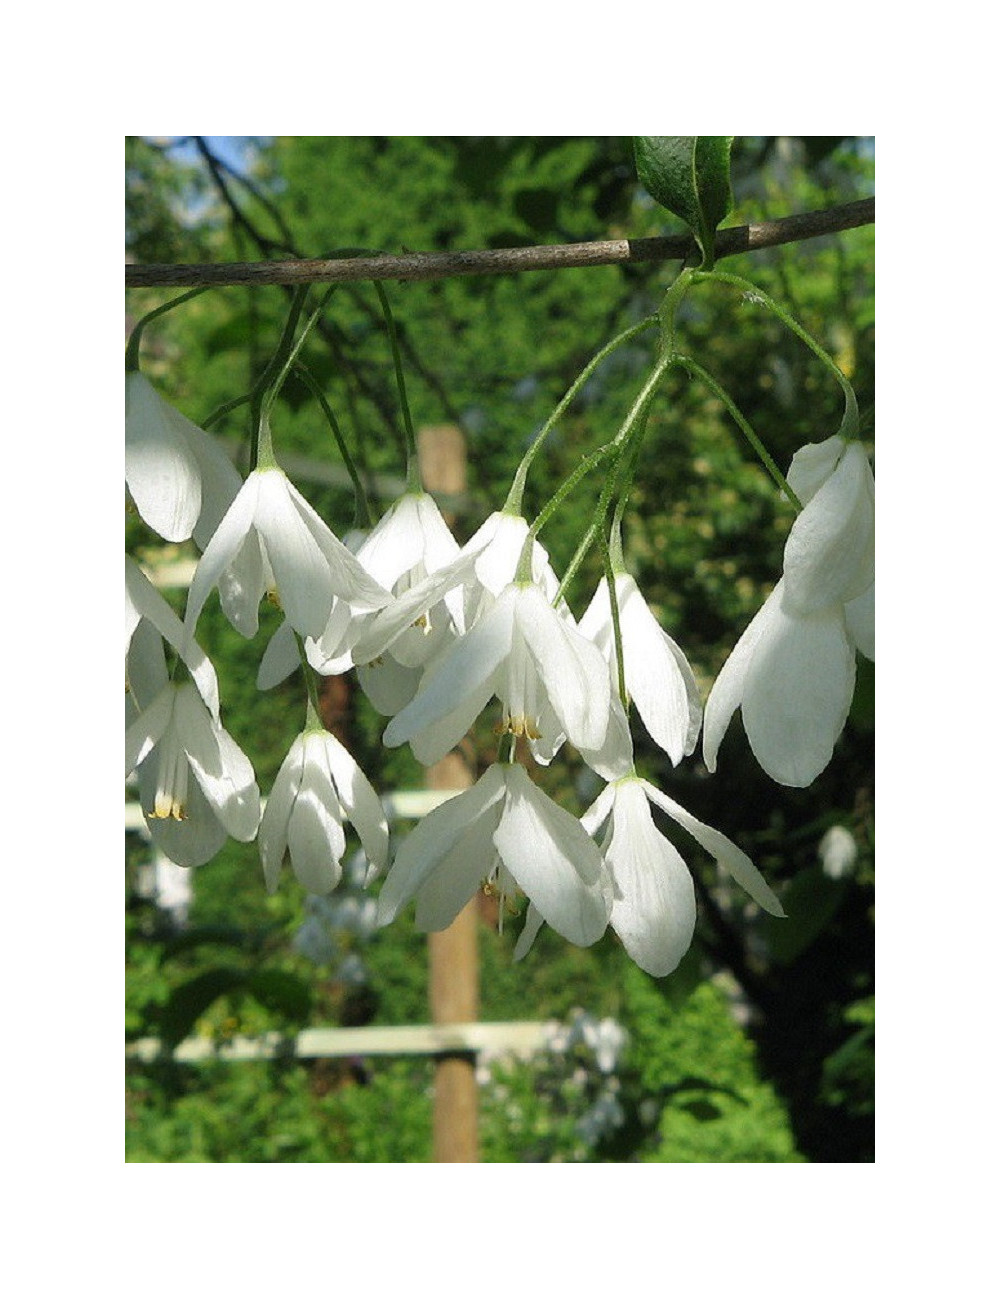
[126,371,873,979]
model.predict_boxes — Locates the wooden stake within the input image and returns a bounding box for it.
[418,425,480,1164]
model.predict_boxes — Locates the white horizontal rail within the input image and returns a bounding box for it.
[126,1021,552,1064]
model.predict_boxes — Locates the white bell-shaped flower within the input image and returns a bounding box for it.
[703,579,857,787]
[125,372,242,547]
[576,774,784,977]
[258,728,389,896]
[353,492,465,667]
[376,762,612,951]
[383,579,611,766]
[125,680,261,868]
[579,573,701,766]
[330,492,468,716]
[704,436,874,787]
[184,466,391,641]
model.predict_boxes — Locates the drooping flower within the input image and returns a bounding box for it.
[575,774,784,977]
[703,579,860,786]
[125,680,261,868]
[353,492,465,664]
[579,573,702,766]
[376,762,612,952]
[183,466,391,642]
[125,371,242,547]
[703,435,874,787]
[258,727,389,896]
[334,492,468,715]
[383,579,612,767]
[253,499,473,702]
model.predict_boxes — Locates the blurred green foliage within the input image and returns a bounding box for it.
[125,135,874,1163]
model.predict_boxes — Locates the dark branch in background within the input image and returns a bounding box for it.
[192,137,296,257]
[196,139,300,254]
[126,198,875,289]
[187,137,462,442]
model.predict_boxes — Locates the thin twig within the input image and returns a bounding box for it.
[125,198,874,289]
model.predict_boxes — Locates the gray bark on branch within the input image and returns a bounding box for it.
[125,198,874,290]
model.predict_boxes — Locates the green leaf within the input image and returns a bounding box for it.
[633,136,734,267]
[159,925,249,963]
[761,865,848,966]
[246,969,313,1022]
[157,968,248,1047]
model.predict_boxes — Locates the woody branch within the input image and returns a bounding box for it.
[125,198,874,289]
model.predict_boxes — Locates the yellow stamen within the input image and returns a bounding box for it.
[149,800,187,821]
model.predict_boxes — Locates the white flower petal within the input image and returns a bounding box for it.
[217,530,268,638]
[125,683,174,776]
[125,373,202,543]
[408,678,498,766]
[642,780,784,917]
[494,765,610,948]
[786,434,845,505]
[356,657,423,716]
[185,424,242,552]
[167,684,259,840]
[414,494,463,572]
[253,471,336,638]
[526,699,566,768]
[125,558,220,717]
[258,737,305,892]
[350,551,478,665]
[306,599,360,674]
[257,619,300,690]
[322,733,390,876]
[126,619,170,712]
[576,691,634,782]
[138,764,228,868]
[605,780,697,977]
[287,478,392,614]
[185,473,262,635]
[743,596,856,788]
[580,782,618,837]
[467,512,525,596]
[512,902,546,961]
[413,821,497,931]
[703,585,782,773]
[616,575,701,765]
[518,586,610,753]
[782,442,875,614]
[376,766,507,925]
[383,589,516,749]
[212,742,260,845]
[356,493,459,590]
[285,783,346,894]
[578,579,612,651]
